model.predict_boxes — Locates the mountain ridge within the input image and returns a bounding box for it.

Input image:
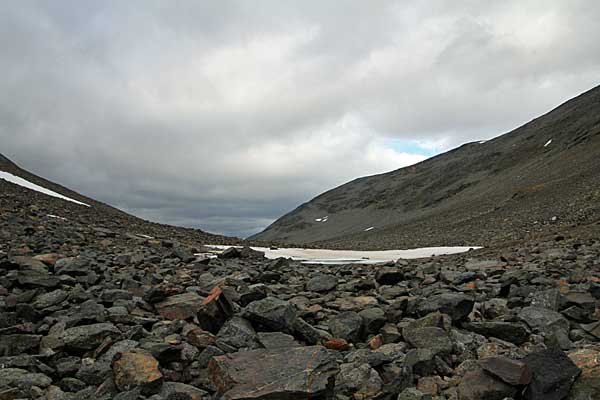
[251,85,600,249]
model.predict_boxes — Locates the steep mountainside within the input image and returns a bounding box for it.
[251,85,600,249]
[0,153,239,247]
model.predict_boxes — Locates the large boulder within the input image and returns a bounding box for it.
[306,274,337,292]
[155,292,203,321]
[523,349,581,400]
[416,293,474,322]
[209,346,338,399]
[243,297,297,333]
[462,321,530,345]
[112,350,163,395]
[329,311,363,343]
[458,366,518,400]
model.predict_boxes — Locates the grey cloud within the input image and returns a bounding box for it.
[1,1,600,237]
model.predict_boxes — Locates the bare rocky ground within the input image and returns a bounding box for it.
[1,177,600,399]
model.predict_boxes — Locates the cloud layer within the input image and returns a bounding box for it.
[2,1,599,237]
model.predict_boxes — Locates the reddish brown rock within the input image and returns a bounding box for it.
[186,328,216,349]
[155,292,203,321]
[112,350,163,395]
[479,356,532,386]
[209,346,338,399]
[324,338,350,351]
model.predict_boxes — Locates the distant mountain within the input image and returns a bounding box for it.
[251,85,600,249]
[0,153,239,247]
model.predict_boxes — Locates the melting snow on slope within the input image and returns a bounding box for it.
[0,171,90,207]
[204,245,481,265]
[47,214,67,220]
[544,139,552,147]
[315,216,329,222]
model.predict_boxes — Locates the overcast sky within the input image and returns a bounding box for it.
[1,1,599,237]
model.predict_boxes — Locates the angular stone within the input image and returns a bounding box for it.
[155,292,203,321]
[458,367,517,400]
[243,296,297,333]
[403,326,453,355]
[479,356,532,385]
[157,382,207,400]
[293,317,332,345]
[186,328,216,349]
[0,368,52,389]
[257,332,299,349]
[306,274,337,292]
[329,311,363,343]
[209,346,338,399]
[215,316,259,352]
[523,349,581,400]
[375,268,404,285]
[0,334,41,356]
[112,350,163,395]
[416,293,474,322]
[33,289,68,309]
[197,287,233,333]
[359,307,386,335]
[16,269,59,288]
[568,348,600,400]
[335,362,383,399]
[54,257,89,276]
[462,321,530,345]
[60,323,122,352]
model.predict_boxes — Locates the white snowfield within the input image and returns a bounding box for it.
[0,171,90,207]
[204,245,481,265]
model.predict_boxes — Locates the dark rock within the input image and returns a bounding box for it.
[335,362,383,399]
[523,349,581,400]
[197,287,233,333]
[359,307,386,335]
[257,332,299,349]
[243,296,297,333]
[403,326,453,355]
[416,293,474,322]
[458,366,518,400]
[33,289,68,309]
[60,323,122,352]
[0,334,41,356]
[306,274,337,292]
[215,316,259,352]
[54,257,89,276]
[462,321,530,345]
[0,368,52,389]
[479,356,532,385]
[208,346,338,399]
[156,382,207,400]
[329,311,363,343]
[375,267,404,285]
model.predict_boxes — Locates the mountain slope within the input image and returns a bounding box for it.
[251,85,600,249]
[0,153,239,247]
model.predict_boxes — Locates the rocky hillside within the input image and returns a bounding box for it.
[251,85,600,249]
[1,185,600,398]
[0,153,240,247]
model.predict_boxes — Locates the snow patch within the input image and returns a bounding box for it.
[544,139,552,147]
[204,245,481,265]
[315,216,329,223]
[0,171,90,207]
[47,214,67,220]
[364,226,374,231]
